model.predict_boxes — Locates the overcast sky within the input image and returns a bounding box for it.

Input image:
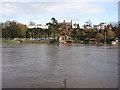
[0,0,119,26]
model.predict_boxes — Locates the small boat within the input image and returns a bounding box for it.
[49,39,58,43]
[111,41,118,45]
[65,40,76,43]
[111,38,119,45]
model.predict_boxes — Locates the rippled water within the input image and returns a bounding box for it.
[2,43,119,88]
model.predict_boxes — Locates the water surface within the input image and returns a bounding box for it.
[2,43,118,88]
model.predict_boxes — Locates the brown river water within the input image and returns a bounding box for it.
[2,43,119,88]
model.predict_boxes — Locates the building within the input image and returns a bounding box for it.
[99,22,106,30]
[93,25,99,30]
[58,20,72,30]
[83,24,92,29]
[93,23,107,30]
[28,24,48,29]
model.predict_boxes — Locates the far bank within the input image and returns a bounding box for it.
[0,38,119,46]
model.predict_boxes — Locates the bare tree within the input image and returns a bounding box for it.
[28,21,36,28]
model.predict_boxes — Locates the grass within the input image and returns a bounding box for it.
[0,39,115,46]
[95,42,105,46]
[0,39,12,43]
[0,39,50,44]
[22,40,49,43]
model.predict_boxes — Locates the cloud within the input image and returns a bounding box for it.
[118,2,120,21]
[45,2,104,14]
[0,0,119,2]
[0,1,117,24]
[0,2,105,17]
[0,2,46,17]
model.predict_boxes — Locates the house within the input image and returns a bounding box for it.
[93,23,107,30]
[99,22,106,30]
[36,24,48,29]
[93,25,99,30]
[28,24,48,29]
[83,24,92,29]
[58,20,72,30]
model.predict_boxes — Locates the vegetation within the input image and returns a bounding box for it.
[0,39,12,43]
[1,18,120,44]
[2,21,28,38]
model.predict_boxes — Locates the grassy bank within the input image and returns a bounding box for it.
[0,39,12,43]
[22,40,49,44]
[0,39,50,44]
[1,39,117,46]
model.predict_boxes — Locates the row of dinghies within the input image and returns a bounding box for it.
[58,35,97,44]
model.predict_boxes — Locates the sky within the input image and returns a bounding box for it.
[0,0,119,27]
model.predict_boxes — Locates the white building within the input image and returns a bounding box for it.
[93,23,107,30]
[99,22,106,30]
[93,25,99,29]
[83,24,92,29]
[28,24,48,29]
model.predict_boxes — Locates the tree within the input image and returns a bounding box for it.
[76,24,80,29]
[51,17,57,25]
[96,32,104,42]
[46,17,60,38]
[8,21,19,38]
[17,24,28,37]
[2,21,28,38]
[28,21,37,38]
[73,23,77,28]
[107,30,116,40]
[85,20,93,28]
[28,21,36,28]
[108,22,117,27]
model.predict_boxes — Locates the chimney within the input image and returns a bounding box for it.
[71,20,72,28]
[63,20,65,23]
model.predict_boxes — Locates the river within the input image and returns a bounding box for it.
[2,43,119,88]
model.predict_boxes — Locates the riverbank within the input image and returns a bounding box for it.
[0,39,49,44]
[0,39,119,46]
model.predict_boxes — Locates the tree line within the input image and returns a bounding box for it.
[1,18,120,43]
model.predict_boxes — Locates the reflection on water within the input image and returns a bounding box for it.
[2,43,118,88]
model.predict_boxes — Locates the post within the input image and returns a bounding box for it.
[104,23,107,44]
[104,29,106,44]
[63,79,67,88]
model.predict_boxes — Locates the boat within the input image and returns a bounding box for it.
[65,39,76,43]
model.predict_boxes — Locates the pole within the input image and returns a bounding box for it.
[105,29,106,44]
[63,79,67,88]
[104,23,107,44]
